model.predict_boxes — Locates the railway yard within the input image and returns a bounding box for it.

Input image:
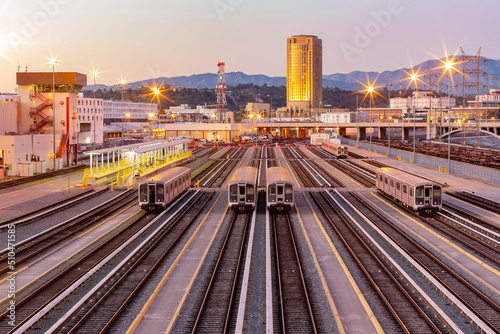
[0,142,500,334]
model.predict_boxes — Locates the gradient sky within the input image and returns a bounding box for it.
[0,0,498,92]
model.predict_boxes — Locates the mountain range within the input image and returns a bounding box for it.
[84,57,500,94]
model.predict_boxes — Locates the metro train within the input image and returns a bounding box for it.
[375,168,442,212]
[266,167,294,211]
[322,140,348,158]
[227,167,258,211]
[138,167,191,211]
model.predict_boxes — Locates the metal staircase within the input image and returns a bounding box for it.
[29,92,53,132]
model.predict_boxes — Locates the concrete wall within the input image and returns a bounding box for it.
[0,102,18,134]
[0,134,55,176]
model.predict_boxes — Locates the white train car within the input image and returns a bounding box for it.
[228,167,258,211]
[266,167,294,211]
[376,168,442,212]
[138,167,191,211]
[322,140,348,158]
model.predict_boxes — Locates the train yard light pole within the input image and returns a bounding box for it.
[50,58,57,170]
[441,58,456,174]
[367,85,374,152]
[409,71,420,164]
[119,79,127,146]
[90,70,99,151]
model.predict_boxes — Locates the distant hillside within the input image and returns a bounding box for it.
[84,57,500,93]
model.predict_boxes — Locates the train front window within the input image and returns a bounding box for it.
[425,187,430,197]
[239,185,245,195]
[140,184,147,196]
[269,186,276,195]
[246,185,254,195]
[433,187,441,198]
[285,185,293,195]
[157,186,164,194]
[277,186,284,195]
[416,187,424,198]
[230,184,238,195]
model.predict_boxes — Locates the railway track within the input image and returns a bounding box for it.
[0,165,86,190]
[310,190,448,332]
[446,190,500,215]
[422,212,500,269]
[9,190,210,333]
[60,191,212,334]
[344,191,500,332]
[282,148,321,188]
[0,189,137,277]
[309,146,375,187]
[272,212,318,333]
[0,199,154,332]
[201,147,246,188]
[0,188,105,229]
[189,210,250,333]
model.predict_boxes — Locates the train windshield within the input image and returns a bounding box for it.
[433,187,441,198]
[285,184,293,195]
[246,185,254,195]
[269,185,276,195]
[416,186,424,198]
[140,184,148,196]
[277,186,284,195]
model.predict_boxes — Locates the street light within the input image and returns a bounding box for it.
[366,85,374,151]
[50,58,57,170]
[172,113,176,139]
[388,115,392,156]
[441,57,457,173]
[355,91,360,142]
[90,70,99,151]
[409,70,420,163]
[148,112,156,140]
[119,79,127,146]
[123,113,131,141]
[150,86,162,141]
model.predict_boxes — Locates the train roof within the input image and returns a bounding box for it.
[322,140,344,147]
[228,167,258,184]
[377,168,439,187]
[266,167,293,184]
[146,166,191,183]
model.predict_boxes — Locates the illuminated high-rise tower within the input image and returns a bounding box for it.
[287,35,322,117]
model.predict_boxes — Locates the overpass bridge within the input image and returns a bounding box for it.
[254,119,500,141]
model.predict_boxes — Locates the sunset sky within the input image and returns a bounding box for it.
[0,0,498,91]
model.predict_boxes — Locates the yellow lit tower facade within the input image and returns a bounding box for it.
[287,35,322,119]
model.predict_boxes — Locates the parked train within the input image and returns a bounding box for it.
[138,167,191,211]
[228,167,258,211]
[322,140,348,158]
[375,168,442,212]
[266,167,294,211]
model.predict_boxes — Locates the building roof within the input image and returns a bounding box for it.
[83,139,191,156]
[17,72,87,87]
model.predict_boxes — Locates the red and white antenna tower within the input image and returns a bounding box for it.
[217,61,227,118]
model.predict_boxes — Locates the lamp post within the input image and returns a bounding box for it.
[366,85,374,151]
[409,71,419,163]
[123,113,130,141]
[119,79,127,146]
[386,84,392,148]
[50,58,57,170]
[388,116,392,156]
[441,58,456,173]
[90,70,98,151]
[356,91,359,142]
[150,86,161,141]
[172,113,176,139]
